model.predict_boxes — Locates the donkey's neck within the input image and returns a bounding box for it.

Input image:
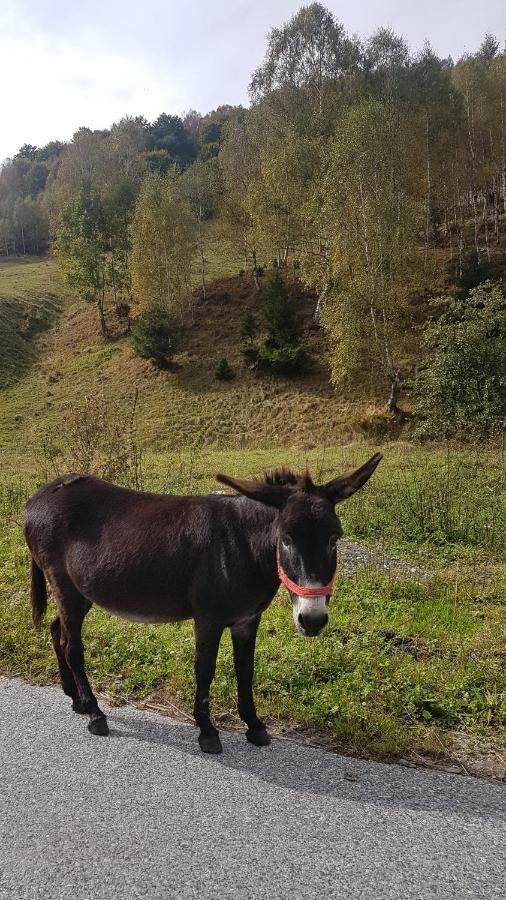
[237,496,279,577]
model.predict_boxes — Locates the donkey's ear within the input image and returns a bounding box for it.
[216,474,289,509]
[321,453,383,504]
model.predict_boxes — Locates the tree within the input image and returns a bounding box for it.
[130,172,195,319]
[257,269,306,375]
[314,100,423,411]
[104,179,137,308]
[57,128,114,198]
[245,99,320,269]
[180,158,221,298]
[215,357,235,380]
[131,309,179,367]
[218,110,259,277]
[109,116,147,180]
[364,28,411,107]
[415,282,506,439]
[194,105,239,160]
[452,40,505,266]
[13,197,48,254]
[409,44,456,261]
[250,3,360,131]
[147,114,196,169]
[56,182,110,336]
[263,268,300,347]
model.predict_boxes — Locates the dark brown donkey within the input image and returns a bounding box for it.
[24,453,382,754]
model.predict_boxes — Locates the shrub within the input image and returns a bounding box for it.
[131,309,178,368]
[415,281,506,440]
[256,345,306,376]
[41,392,143,489]
[215,357,235,381]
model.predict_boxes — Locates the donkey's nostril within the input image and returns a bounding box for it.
[298,612,328,635]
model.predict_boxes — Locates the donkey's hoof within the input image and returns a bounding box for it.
[88,716,109,736]
[199,733,223,754]
[246,727,271,747]
[72,700,87,715]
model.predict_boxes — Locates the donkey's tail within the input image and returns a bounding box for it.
[30,557,47,627]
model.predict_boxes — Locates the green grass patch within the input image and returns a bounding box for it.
[0,452,504,762]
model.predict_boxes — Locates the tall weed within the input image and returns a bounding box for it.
[340,448,505,554]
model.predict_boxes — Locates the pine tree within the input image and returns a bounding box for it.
[263,269,300,348]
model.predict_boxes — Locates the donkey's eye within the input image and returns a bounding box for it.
[328,534,339,550]
[282,536,294,551]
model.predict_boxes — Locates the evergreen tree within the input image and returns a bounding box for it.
[257,270,306,375]
[263,268,300,348]
[131,309,179,367]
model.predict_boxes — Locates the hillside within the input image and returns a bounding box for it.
[0,256,405,463]
[0,257,62,389]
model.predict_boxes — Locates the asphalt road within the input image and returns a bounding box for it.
[0,678,504,900]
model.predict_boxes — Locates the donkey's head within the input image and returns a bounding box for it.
[216,453,382,637]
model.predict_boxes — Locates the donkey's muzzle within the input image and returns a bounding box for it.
[297,611,328,637]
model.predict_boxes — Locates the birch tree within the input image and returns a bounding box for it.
[317,100,423,411]
[180,158,221,299]
[130,172,195,319]
[250,2,360,133]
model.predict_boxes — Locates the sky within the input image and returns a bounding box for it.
[1,0,504,164]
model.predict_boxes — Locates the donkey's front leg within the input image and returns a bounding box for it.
[231,615,270,747]
[194,619,224,754]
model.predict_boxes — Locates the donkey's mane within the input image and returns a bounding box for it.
[262,468,315,492]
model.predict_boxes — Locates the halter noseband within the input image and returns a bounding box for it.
[276,546,335,599]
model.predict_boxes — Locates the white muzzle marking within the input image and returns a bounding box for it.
[292,594,328,633]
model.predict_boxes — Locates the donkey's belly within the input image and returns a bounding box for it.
[92,595,192,624]
[96,599,190,624]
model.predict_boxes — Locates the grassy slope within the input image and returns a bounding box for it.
[0,255,395,457]
[0,256,62,390]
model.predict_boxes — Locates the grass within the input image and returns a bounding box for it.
[0,521,504,762]
[0,446,504,769]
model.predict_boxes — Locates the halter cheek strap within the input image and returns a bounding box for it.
[276,547,335,599]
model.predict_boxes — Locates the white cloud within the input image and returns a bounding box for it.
[1,0,504,163]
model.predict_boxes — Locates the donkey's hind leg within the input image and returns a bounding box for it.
[50,574,108,736]
[194,619,224,754]
[50,616,86,714]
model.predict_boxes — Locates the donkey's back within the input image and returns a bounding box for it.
[25,473,208,552]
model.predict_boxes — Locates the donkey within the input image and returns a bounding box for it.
[24,453,382,754]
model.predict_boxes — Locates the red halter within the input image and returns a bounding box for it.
[276,547,335,599]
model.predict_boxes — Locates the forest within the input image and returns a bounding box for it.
[0,2,505,437]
